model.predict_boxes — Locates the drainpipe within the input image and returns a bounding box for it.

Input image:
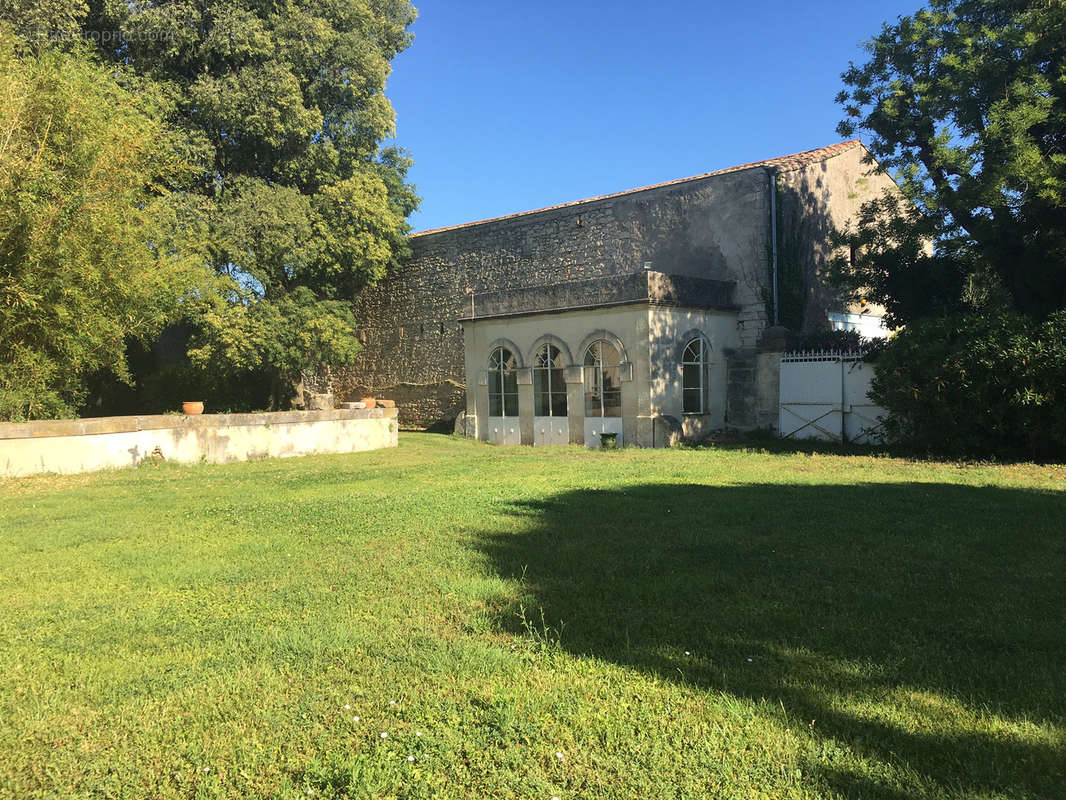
[767,167,779,326]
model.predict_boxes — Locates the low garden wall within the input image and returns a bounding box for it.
[0,408,399,478]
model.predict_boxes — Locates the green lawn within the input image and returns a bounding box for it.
[1,434,1064,799]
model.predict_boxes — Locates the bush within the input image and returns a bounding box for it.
[0,30,206,420]
[79,326,275,417]
[791,328,871,352]
[869,312,1066,461]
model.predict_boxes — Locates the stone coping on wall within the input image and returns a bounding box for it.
[0,408,398,441]
[459,270,737,322]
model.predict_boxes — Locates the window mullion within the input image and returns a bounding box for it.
[599,342,606,419]
[699,339,704,413]
[547,364,553,417]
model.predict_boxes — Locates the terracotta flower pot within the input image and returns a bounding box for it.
[182,401,204,415]
[360,397,376,409]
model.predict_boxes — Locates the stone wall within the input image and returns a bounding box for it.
[0,409,399,477]
[463,271,736,321]
[329,377,464,432]
[775,145,902,331]
[339,141,897,431]
[342,167,770,428]
[725,346,786,430]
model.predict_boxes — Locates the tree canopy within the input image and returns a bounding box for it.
[86,0,420,399]
[835,0,1066,324]
[0,1,419,417]
[0,27,206,419]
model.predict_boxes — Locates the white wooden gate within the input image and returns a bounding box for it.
[778,352,886,444]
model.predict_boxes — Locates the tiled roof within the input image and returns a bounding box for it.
[412,139,864,238]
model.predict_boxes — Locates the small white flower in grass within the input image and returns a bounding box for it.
[684,651,691,656]
[407,755,415,762]
[344,704,350,710]
[353,716,360,722]
[415,731,422,737]
[389,700,396,706]
[202,767,210,773]
[555,752,564,760]
[380,732,388,739]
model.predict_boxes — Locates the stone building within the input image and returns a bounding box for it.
[336,140,899,446]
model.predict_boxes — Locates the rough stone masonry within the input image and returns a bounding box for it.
[334,141,899,431]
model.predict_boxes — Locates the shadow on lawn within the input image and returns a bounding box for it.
[476,482,1066,799]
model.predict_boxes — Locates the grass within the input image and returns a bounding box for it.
[1,433,1064,799]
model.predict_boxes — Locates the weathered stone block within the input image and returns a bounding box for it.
[308,393,334,410]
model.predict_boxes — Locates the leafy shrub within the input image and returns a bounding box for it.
[869,312,1066,461]
[0,30,206,420]
[134,361,275,415]
[791,328,871,352]
[0,346,80,421]
[80,326,275,416]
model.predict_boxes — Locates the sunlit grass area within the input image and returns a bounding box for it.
[1,434,1064,799]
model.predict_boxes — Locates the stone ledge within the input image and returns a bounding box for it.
[459,270,737,321]
[0,408,399,441]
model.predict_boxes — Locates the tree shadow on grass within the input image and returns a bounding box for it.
[475,482,1066,799]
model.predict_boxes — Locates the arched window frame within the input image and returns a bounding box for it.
[583,340,622,418]
[681,336,710,415]
[488,346,519,417]
[533,343,567,417]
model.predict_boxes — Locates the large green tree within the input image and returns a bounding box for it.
[87,0,420,403]
[0,0,86,45]
[0,27,206,420]
[835,0,1066,324]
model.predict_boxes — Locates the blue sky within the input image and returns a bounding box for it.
[386,1,920,232]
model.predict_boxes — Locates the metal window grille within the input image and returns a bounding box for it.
[682,338,708,414]
[583,341,621,418]
[488,347,519,417]
[533,344,567,417]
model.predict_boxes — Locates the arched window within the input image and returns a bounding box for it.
[583,340,621,418]
[488,347,518,417]
[682,337,709,414]
[533,343,567,417]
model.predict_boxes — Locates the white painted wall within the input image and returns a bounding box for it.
[533,417,568,446]
[463,305,646,445]
[0,409,398,478]
[486,417,522,445]
[646,306,741,439]
[462,304,746,447]
[827,311,889,339]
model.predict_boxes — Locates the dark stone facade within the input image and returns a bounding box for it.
[340,166,770,428]
[337,141,897,430]
[461,271,737,322]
